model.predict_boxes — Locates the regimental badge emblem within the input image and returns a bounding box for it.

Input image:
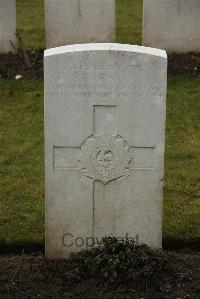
[78,135,132,184]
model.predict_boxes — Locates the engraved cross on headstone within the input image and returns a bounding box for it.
[54,105,156,236]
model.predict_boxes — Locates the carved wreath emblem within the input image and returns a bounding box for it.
[78,136,132,184]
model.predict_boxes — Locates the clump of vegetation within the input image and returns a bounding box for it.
[66,237,169,286]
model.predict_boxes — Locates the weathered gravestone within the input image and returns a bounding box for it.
[143,0,200,53]
[0,0,16,53]
[44,43,167,259]
[45,0,115,49]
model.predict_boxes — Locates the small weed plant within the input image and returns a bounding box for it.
[66,237,168,286]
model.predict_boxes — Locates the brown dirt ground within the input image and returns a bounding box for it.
[0,51,200,79]
[0,250,200,299]
[0,50,43,80]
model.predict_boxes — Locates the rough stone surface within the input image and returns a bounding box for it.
[44,43,167,259]
[0,0,16,53]
[143,0,200,53]
[45,0,115,48]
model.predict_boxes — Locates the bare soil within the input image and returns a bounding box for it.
[0,51,200,80]
[0,50,43,80]
[0,250,199,299]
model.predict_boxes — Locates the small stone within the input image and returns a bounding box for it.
[15,74,23,80]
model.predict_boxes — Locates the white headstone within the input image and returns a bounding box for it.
[45,0,115,49]
[44,43,167,259]
[0,0,16,53]
[143,0,200,53]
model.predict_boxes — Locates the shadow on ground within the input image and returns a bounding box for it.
[0,237,200,255]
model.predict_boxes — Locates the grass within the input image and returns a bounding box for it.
[0,81,44,245]
[16,0,45,50]
[164,76,200,242]
[0,77,199,245]
[116,0,143,45]
[0,0,199,247]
